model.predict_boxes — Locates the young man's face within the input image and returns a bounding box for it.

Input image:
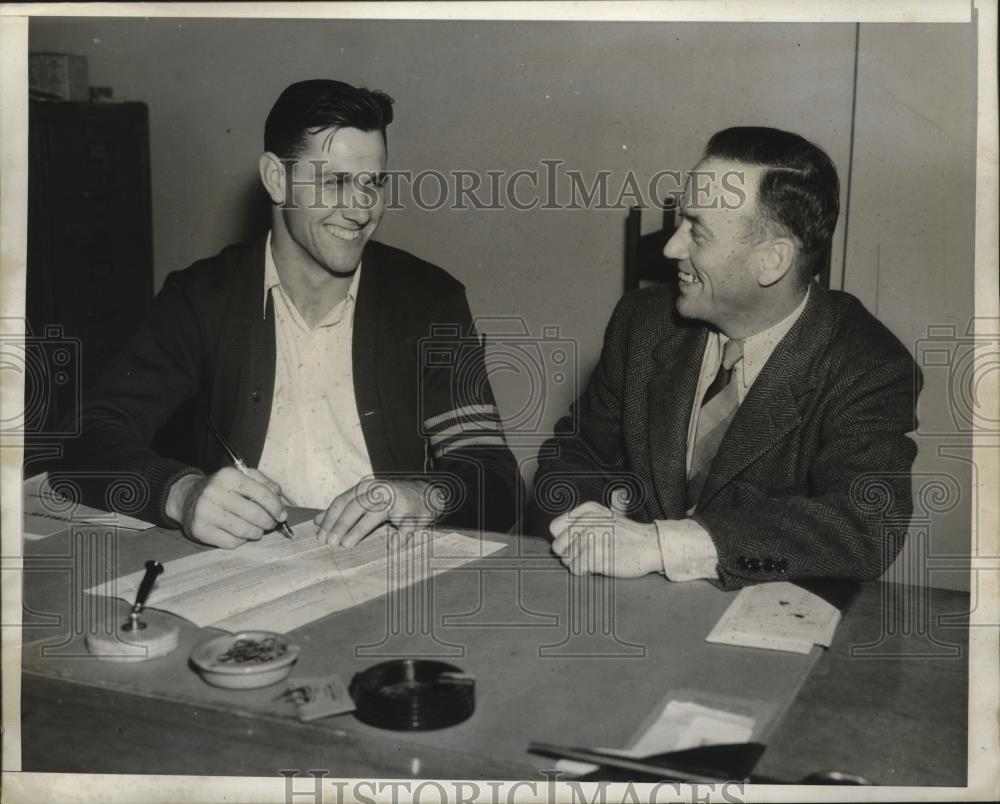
[275,127,386,276]
[663,158,769,338]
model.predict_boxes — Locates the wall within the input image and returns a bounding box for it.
[28,18,976,588]
[846,22,978,590]
[28,16,857,461]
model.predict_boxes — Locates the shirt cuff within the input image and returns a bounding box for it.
[655,518,719,582]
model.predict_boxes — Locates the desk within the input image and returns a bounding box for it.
[17,515,968,784]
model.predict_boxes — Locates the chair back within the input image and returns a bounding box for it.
[624,197,679,292]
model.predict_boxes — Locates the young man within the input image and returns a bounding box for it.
[528,127,921,590]
[58,79,521,548]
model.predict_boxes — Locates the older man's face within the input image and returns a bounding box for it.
[276,127,386,277]
[663,158,769,338]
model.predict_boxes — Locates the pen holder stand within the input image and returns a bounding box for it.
[85,610,180,662]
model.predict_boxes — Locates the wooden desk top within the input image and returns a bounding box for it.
[757,581,969,787]
[17,514,968,784]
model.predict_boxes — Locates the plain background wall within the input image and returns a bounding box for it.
[27,17,857,465]
[28,18,976,589]
[845,22,978,591]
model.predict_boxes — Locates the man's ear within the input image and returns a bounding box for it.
[259,152,287,205]
[756,237,796,287]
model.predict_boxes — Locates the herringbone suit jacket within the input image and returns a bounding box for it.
[527,282,921,591]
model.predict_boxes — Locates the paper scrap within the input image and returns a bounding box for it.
[23,472,155,539]
[286,674,356,721]
[705,581,842,654]
[557,699,756,776]
[86,522,505,633]
[630,700,755,754]
[23,513,75,540]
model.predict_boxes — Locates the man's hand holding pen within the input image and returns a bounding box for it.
[165,467,291,549]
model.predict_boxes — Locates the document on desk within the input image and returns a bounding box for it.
[556,699,756,776]
[22,472,155,540]
[705,581,842,654]
[85,522,505,633]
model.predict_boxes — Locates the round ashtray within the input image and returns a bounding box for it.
[190,630,300,689]
[349,659,475,731]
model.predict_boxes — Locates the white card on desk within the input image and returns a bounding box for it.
[705,581,842,654]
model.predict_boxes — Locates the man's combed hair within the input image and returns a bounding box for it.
[265,79,395,159]
[705,127,839,280]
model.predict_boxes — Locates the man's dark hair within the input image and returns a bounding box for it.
[704,126,839,282]
[264,79,395,160]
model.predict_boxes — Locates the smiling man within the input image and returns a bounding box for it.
[527,127,921,589]
[59,80,521,548]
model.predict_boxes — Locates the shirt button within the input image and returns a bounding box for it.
[251,389,262,402]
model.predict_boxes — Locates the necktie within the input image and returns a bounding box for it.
[687,338,744,510]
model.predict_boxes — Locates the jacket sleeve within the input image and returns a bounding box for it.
[523,296,632,538]
[53,272,206,526]
[697,354,921,590]
[416,288,524,534]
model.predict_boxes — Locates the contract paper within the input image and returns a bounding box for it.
[86,522,505,633]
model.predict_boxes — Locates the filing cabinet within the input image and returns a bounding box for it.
[26,101,153,452]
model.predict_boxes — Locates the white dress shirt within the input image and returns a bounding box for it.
[257,234,374,509]
[657,286,812,581]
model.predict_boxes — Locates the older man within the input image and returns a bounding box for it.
[59,79,522,548]
[529,127,920,590]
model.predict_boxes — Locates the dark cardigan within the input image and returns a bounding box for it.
[57,236,523,532]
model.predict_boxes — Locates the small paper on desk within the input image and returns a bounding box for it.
[86,522,505,633]
[23,472,155,540]
[556,699,756,777]
[705,581,842,654]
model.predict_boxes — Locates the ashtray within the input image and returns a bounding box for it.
[190,630,300,689]
[349,659,475,730]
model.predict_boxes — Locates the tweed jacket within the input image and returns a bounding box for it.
[528,282,921,590]
[57,236,522,532]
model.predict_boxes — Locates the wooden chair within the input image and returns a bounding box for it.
[817,240,832,290]
[624,197,679,293]
[624,197,832,292]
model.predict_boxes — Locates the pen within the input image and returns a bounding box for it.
[206,421,295,540]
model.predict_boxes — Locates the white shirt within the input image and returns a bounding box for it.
[658,287,812,581]
[257,233,374,509]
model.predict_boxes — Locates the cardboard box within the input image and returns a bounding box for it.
[29,53,89,101]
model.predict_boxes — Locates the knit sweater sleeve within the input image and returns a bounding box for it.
[416,286,524,534]
[54,270,208,526]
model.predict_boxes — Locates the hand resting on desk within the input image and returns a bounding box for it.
[165,467,289,549]
[314,478,444,548]
[550,501,663,579]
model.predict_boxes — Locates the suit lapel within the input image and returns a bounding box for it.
[696,284,836,508]
[647,324,707,518]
